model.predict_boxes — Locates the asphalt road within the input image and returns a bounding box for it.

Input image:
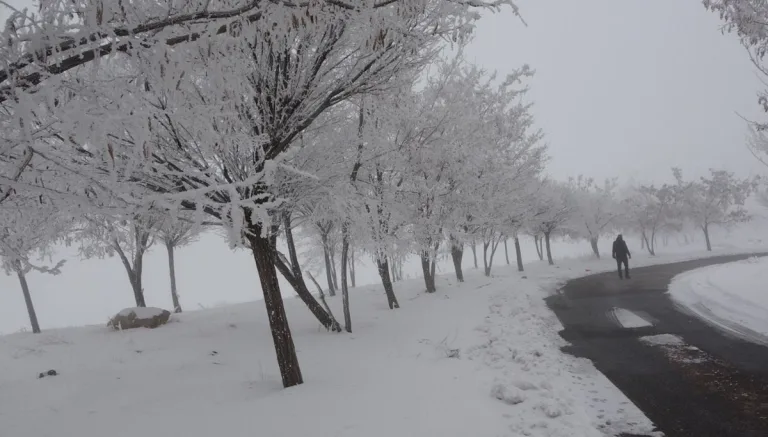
[546,254,768,437]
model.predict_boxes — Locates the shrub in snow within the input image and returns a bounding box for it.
[490,383,525,405]
[108,308,171,330]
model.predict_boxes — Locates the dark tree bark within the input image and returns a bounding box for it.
[450,236,464,282]
[329,243,339,291]
[482,233,503,277]
[642,231,655,256]
[113,225,150,308]
[545,231,554,265]
[421,251,437,293]
[165,242,182,313]
[590,237,600,259]
[430,259,436,281]
[320,232,336,297]
[703,224,712,251]
[277,214,341,332]
[247,226,303,388]
[514,237,524,272]
[471,242,478,269]
[534,235,544,261]
[340,223,352,332]
[504,238,510,265]
[348,247,356,288]
[376,255,400,309]
[15,262,40,334]
[306,271,337,321]
[115,249,146,307]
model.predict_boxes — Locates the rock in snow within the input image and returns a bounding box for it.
[108,307,171,330]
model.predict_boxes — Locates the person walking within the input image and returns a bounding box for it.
[612,234,631,279]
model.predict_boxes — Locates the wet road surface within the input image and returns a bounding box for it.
[547,254,768,437]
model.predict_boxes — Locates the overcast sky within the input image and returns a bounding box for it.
[2,1,768,334]
[466,0,767,185]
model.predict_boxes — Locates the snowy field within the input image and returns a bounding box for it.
[4,241,768,437]
[0,259,659,437]
[2,218,768,437]
[669,255,768,346]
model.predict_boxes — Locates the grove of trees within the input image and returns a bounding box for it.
[0,0,765,391]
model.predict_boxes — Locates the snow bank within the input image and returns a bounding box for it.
[669,256,768,345]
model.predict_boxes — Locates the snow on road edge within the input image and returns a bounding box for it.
[469,266,661,437]
[669,255,768,346]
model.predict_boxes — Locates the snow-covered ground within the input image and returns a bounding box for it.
[0,257,667,437]
[2,232,767,437]
[669,255,768,346]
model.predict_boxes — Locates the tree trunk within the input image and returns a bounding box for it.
[340,224,352,333]
[421,251,437,293]
[643,232,655,256]
[703,224,712,251]
[247,229,303,388]
[115,245,146,307]
[504,239,510,265]
[376,255,400,309]
[278,215,341,332]
[321,234,336,297]
[450,239,464,282]
[329,244,339,291]
[640,234,646,250]
[131,271,146,307]
[514,237,524,272]
[307,271,338,324]
[590,237,600,259]
[165,242,182,313]
[483,234,503,277]
[429,239,439,282]
[545,231,554,265]
[348,248,356,288]
[471,243,478,269]
[430,255,437,284]
[16,265,40,334]
[534,235,544,261]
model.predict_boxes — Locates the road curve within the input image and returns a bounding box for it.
[546,254,768,437]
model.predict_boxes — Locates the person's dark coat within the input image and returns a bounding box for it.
[612,236,631,260]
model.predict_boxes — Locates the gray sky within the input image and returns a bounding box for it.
[466,0,767,185]
[2,1,768,333]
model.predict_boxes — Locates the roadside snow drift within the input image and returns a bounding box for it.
[669,256,768,345]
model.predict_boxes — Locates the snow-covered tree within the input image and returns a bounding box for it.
[566,176,620,258]
[529,181,573,265]
[78,212,161,307]
[621,183,678,256]
[155,216,206,313]
[674,168,756,251]
[705,1,768,124]
[0,0,520,389]
[1,190,71,333]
